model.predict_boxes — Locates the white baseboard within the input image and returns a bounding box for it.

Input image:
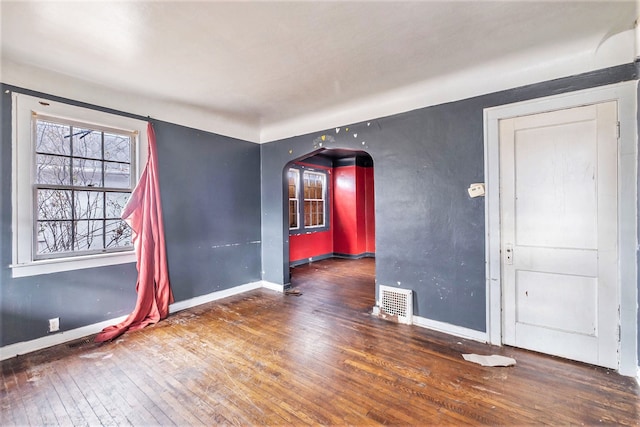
[260,280,285,293]
[169,280,264,313]
[412,315,487,343]
[0,280,284,361]
[0,314,128,361]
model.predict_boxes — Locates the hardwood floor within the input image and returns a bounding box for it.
[1,257,638,425]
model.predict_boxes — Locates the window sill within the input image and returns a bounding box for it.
[289,227,330,236]
[11,251,136,278]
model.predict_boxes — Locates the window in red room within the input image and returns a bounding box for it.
[303,171,325,228]
[288,168,299,230]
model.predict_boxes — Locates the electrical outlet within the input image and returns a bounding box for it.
[48,317,60,333]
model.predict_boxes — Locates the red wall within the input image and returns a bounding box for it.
[334,165,375,256]
[364,166,375,253]
[333,165,359,255]
[289,230,333,262]
[289,161,374,264]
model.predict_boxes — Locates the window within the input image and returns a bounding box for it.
[11,93,147,277]
[288,168,299,229]
[303,171,325,228]
[288,166,328,233]
[34,117,135,259]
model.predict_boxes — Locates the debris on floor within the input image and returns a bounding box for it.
[378,310,400,323]
[462,353,516,367]
[284,289,303,296]
[79,352,113,360]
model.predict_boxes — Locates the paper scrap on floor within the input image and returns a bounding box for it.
[462,353,516,367]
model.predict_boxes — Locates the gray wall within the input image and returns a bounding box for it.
[0,85,262,347]
[261,63,639,333]
[152,120,262,301]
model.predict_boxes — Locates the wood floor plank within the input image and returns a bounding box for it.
[1,258,638,426]
[115,352,193,425]
[0,366,22,426]
[86,356,146,425]
[60,357,119,426]
[47,370,89,426]
[117,334,227,426]
[15,364,54,426]
[56,363,111,426]
[174,320,329,425]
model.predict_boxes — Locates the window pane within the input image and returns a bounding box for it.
[304,201,311,226]
[73,158,103,187]
[104,133,131,162]
[74,220,103,251]
[36,154,71,185]
[302,171,325,227]
[105,220,132,248]
[104,162,131,188]
[31,114,137,260]
[74,191,104,219]
[310,201,317,226]
[289,200,298,228]
[72,128,102,159]
[105,192,130,218]
[35,120,70,155]
[314,201,324,226]
[37,189,72,220]
[37,220,73,254]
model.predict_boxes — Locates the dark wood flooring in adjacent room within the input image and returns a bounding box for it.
[1,258,639,425]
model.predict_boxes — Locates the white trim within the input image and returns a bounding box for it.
[10,251,135,278]
[10,92,148,277]
[287,168,300,231]
[168,280,283,313]
[302,170,327,228]
[483,80,638,376]
[261,280,285,293]
[0,314,128,361]
[0,280,284,360]
[412,315,487,343]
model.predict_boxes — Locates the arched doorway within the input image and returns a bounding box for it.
[282,148,376,292]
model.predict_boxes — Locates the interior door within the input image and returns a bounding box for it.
[500,101,619,369]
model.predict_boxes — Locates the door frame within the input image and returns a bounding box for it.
[483,81,638,375]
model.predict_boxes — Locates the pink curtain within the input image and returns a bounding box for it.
[95,122,174,342]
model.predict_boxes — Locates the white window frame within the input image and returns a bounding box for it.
[288,168,300,230]
[11,93,148,278]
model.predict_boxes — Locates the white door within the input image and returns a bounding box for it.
[500,101,619,368]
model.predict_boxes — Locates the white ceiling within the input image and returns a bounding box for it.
[1,1,637,142]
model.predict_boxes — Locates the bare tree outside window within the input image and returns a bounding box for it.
[34,118,135,258]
